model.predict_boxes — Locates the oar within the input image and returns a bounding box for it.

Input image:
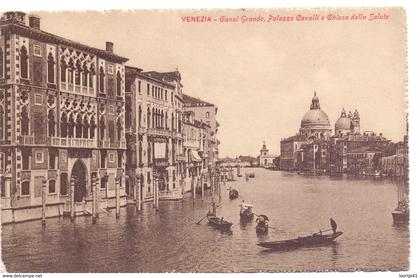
[196,214,208,225]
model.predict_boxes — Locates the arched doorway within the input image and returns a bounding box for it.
[71,160,87,202]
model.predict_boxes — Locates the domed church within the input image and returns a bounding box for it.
[335,108,360,136]
[299,92,332,140]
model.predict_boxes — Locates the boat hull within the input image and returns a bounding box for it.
[256,224,269,235]
[207,216,233,231]
[257,231,343,250]
[392,210,409,224]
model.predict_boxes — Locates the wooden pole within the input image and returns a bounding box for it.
[115,177,120,218]
[156,176,159,211]
[95,176,100,219]
[70,176,75,222]
[136,175,141,212]
[153,174,156,208]
[92,174,97,224]
[41,178,47,227]
[201,175,204,201]
[192,174,196,201]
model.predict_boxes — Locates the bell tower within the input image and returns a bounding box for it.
[353,109,360,134]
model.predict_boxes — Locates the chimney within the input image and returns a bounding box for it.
[29,15,40,29]
[1,11,26,25]
[105,41,114,53]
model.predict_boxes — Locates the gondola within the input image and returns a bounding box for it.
[229,189,239,200]
[255,214,269,235]
[239,204,254,222]
[257,231,343,250]
[207,215,233,231]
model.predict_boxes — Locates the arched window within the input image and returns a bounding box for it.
[171,112,174,131]
[48,110,55,137]
[82,65,88,87]
[68,114,74,138]
[21,106,29,135]
[125,96,132,128]
[75,114,83,138]
[90,117,96,139]
[99,66,105,93]
[147,107,150,128]
[152,108,155,128]
[82,116,89,139]
[68,58,74,85]
[60,113,67,137]
[89,64,95,88]
[0,106,4,140]
[60,57,67,83]
[99,116,106,140]
[75,61,81,86]
[21,180,30,196]
[165,111,168,130]
[20,46,29,79]
[47,52,55,84]
[116,71,122,96]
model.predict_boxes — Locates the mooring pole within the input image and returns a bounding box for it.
[95,175,100,219]
[92,173,97,224]
[192,174,196,202]
[41,178,47,227]
[136,174,141,212]
[115,177,120,218]
[70,176,75,222]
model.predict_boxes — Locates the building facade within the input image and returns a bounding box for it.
[125,66,184,202]
[258,142,276,168]
[0,12,128,223]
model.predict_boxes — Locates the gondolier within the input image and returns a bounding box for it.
[330,218,337,234]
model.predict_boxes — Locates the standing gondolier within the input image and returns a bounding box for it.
[330,218,337,234]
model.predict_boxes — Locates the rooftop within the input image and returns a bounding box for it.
[183,94,214,107]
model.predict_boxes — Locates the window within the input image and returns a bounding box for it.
[107,64,114,74]
[49,150,56,169]
[147,84,150,95]
[22,149,30,170]
[99,116,105,140]
[47,110,55,137]
[60,113,67,137]
[75,62,81,85]
[48,180,56,194]
[117,118,122,141]
[1,177,5,197]
[138,80,141,92]
[100,150,106,168]
[60,58,67,83]
[21,181,30,196]
[116,71,122,96]
[100,176,106,189]
[35,94,42,105]
[165,90,167,101]
[0,47,3,78]
[109,153,115,163]
[206,112,210,118]
[35,151,44,163]
[60,173,68,195]
[33,45,42,57]
[117,151,122,168]
[99,66,105,93]
[47,52,55,83]
[0,106,4,140]
[20,106,29,135]
[89,117,96,139]
[109,105,114,114]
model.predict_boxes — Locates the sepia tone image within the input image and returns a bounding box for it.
[0,7,409,273]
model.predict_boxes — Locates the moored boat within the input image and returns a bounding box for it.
[255,214,269,235]
[257,231,343,250]
[239,203,254,222]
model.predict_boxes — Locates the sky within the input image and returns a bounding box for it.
[35,8,407,157]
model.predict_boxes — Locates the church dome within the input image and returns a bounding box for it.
[300,92,331,129]
[335,108,352,130]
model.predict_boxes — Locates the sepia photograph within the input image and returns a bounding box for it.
[0,2,416,275]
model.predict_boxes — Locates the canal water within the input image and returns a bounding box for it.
[1,168,409,272]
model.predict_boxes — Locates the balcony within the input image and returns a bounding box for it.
[176,154,186,161]
[48,137,96,148]
[17,135,34,145]
[98,140,110,148]
[148,128,172,138]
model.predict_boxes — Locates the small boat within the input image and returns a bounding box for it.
[229,189,239,200]
[255,214,269,235]
[239,204,254,222]
[249,173,255,178]
[257,231,343,250]
[207,215,233,231]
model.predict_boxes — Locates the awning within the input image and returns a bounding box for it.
[190,150,202,162]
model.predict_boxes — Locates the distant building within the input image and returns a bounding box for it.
[258,142,277,168]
